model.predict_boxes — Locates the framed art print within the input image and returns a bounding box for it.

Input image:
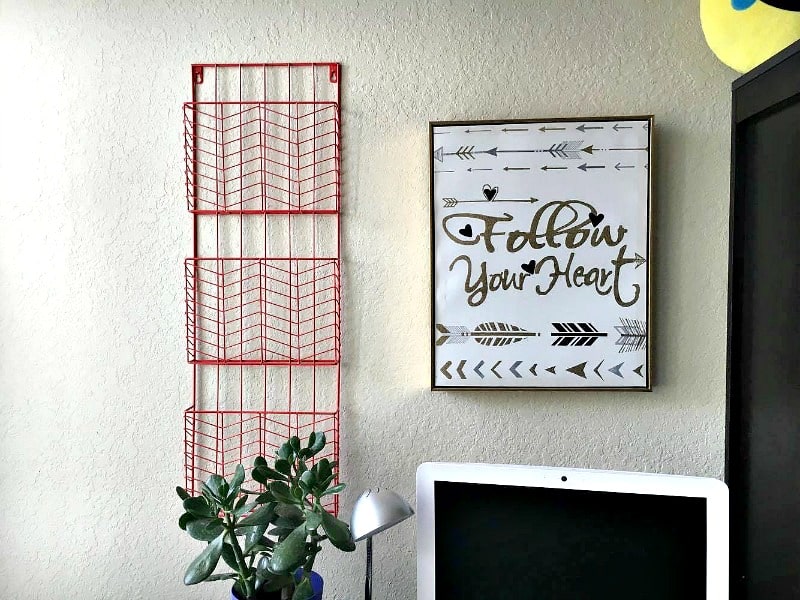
[430,116,653,391]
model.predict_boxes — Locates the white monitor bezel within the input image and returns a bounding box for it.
[416,462,728,600]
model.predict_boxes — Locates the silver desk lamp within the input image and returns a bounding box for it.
[350,488,414,600]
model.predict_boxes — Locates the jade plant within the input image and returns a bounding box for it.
[177,432,354,600]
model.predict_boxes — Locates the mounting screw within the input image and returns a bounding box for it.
[329,64,338,84]
[192,65,204,85]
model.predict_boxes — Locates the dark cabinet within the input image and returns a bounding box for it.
[727,39,800,599]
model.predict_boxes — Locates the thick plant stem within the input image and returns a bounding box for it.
[226,515,255,599]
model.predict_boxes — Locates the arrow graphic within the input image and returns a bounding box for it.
[502,128,529,133]
[541,165,568,171]
[608,363,624,378]
[593,360,604,380]
[566,362,588,379]
[551,322,608,347]
[474,360,485,379]
[456,360,467,379]
[435,142,593,162]
[503,166,530,171]
[435,170,455,174]
[546,366,557,375]
[539,126,566,132]
[634,253,646,269]
[613,124,633,131]
[491,361,502,378]
[436,322,541,346]
[509,361,523,378]
[440,361,453,380]
[442,197,538,207]
[614,162,635,171]
[633,364,644,378]
[577,124,604,132]
[578,163,606,172]
[467,168,493,172]
[530,363,538,376]
[465,129,492,133]
[614,318,647,353]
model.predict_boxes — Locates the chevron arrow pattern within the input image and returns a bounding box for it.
[437,359,639,383]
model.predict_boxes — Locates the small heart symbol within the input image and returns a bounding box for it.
[589,212,604,227]
[521,259,536,274]
[458,224,473,237]
[482,184,498,202]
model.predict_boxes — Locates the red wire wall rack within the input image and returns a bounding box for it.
[183,63,341,514]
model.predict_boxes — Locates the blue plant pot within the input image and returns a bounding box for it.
[230,571,323,600]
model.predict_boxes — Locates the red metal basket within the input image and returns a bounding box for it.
[183,64,342,514]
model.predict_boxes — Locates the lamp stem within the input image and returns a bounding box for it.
[365,536,373,600]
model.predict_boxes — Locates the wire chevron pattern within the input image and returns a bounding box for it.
[550,322,608,347]
[436,322,541,347]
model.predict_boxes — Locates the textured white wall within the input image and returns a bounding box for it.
[0,1,735,598]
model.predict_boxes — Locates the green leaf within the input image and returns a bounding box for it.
[204,474,227,499]
[183,496,214,518]
[220,542,239,571]
[237,502,276,527]
[277,443,292,461]
[254,456,267,467]
[308,431,325,455]
[184,532,225,585]
[179,512,199,531]
[229,465,245,495]
[244,523,270,554]
[274,516,303,529]
[274,458,292,475]
[289,436,301,453]
[176,486,191,501]
[253,465,288,484]
[186,518,225,542]
[261,573,294,592]
[307,432,317,449]
[268,526,296,538]
[269,481,296,504]
[321,483,346,497]
[204,573,238,582]
[275,504,304,520]
[255,491,275,503]
[269,523,308,575]
[317,459,332,481]
[234,501,258,518]
[292,577,314,600]
[300,470,316,490]
[320,509,356,552]
[304,510,322,530]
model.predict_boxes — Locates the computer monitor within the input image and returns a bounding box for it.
[417,462,728,600]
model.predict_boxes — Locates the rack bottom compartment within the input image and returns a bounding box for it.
[183,409,339,514]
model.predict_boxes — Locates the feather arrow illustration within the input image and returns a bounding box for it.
[442,197,538,207]
[434,141,592,162]
[614,318,647,353]
[550,323,608,347]
[436,322,540,347]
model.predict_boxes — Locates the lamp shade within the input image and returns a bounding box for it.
[350,488,414,542]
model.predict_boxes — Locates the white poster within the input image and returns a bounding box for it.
[431,117,652,390]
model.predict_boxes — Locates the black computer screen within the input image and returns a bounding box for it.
[434,481,707,599]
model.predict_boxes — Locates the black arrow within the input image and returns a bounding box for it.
[551,322,608,347]
[435,170,455,174]
[578,163,605,172]
[509,361,523,378]
[467,168,493,172]
[539,126,566,132]
[434,146,498,162]
[465,128,492,134]
[633,253,646,269]
[442,197,538,207]
[614,163,634,171]
[633,364,644,378]
[502,128,529,133]
[613,124,633,131]
[577,124,604,132]
[545,366,557,375]
[491,361,502,378]
[541,165,568,171]
[530,363,538,376]
[593,360,604,380]
[566,362,588,379]
[440,361,453,380]
[456,360,467,379]
[503,166,530,171]
[609,363,624,378]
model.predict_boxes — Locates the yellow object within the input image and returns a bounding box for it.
[701,0,800,73]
